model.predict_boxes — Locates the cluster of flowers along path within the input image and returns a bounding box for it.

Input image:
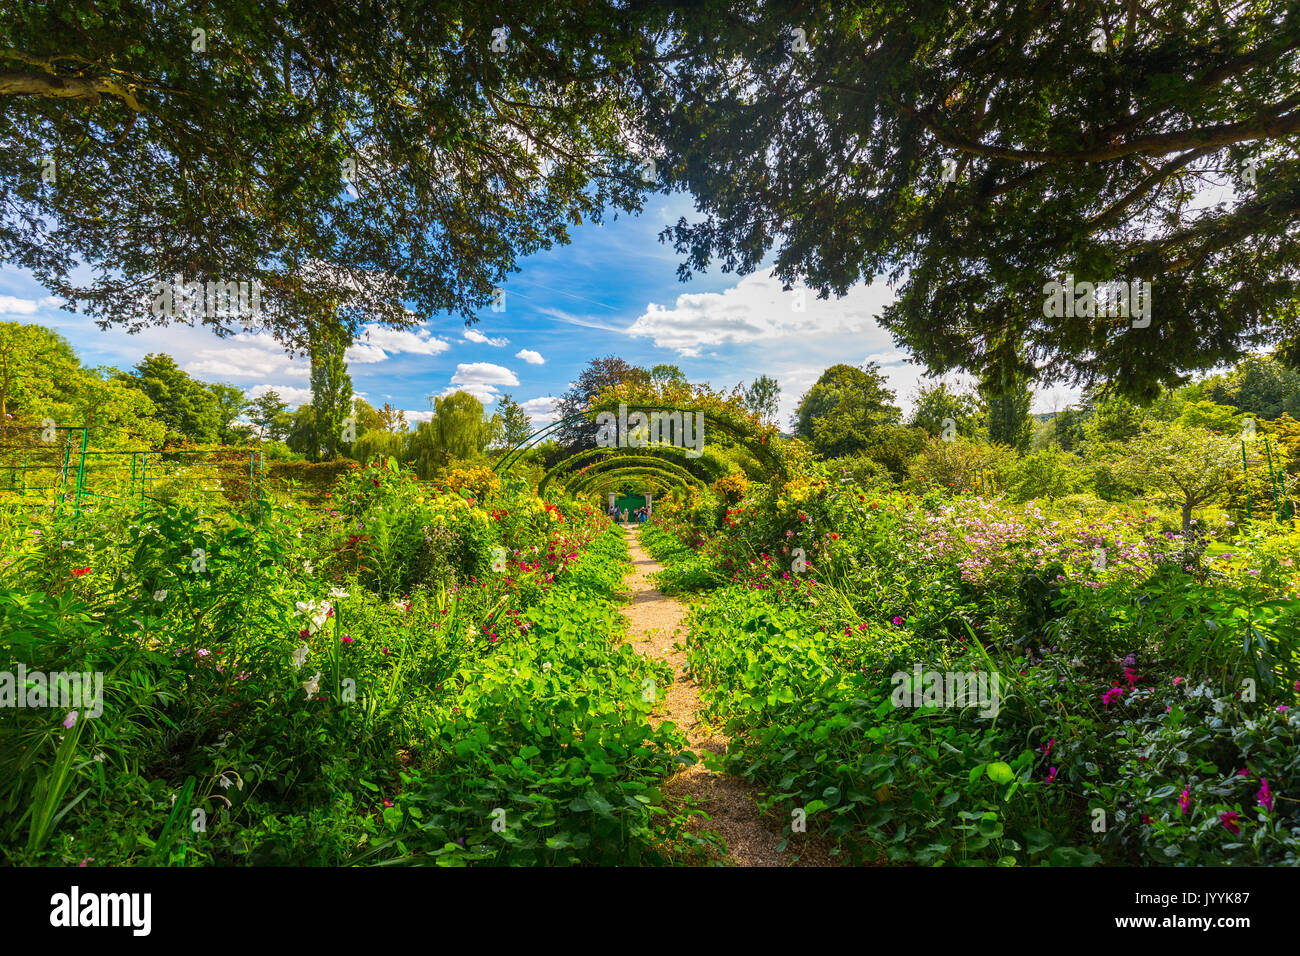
[0,459,705,866]
[641,465,1300,866]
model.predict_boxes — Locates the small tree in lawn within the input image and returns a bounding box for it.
[1115,424,1238,533]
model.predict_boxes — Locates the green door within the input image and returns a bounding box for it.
[614,494,645,514]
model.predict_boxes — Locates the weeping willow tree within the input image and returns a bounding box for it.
[408,390,491,478]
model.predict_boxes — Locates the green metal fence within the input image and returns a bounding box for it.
[0,425,266,519]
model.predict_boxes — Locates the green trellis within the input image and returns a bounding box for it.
[0,425,267,519]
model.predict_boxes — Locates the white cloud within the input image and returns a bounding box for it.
[404,409,435,426]
[515,348,545,365]
[520,396,560,426]
[348,324,451,363]
[464,328,510,347]
[0,294,41,316]
[627,273,896,356]
[186,334,310,382]
[450,362,519,388]
[246,383,313,407]
[436,383,501,404]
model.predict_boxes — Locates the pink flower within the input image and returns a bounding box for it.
[1278,705,1290,714]
[1173,676,1185,686]
[1102,686,1124,707]
[1046,766,1057,783]
[1258,779,1274,812]
[892,616,903,626]
[1219,811,1241,835]
[1178,788,1191,815]
[63,711,77,729]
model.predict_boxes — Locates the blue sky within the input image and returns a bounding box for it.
[0,192,1080,432]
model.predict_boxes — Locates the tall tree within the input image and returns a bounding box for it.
[909,382,982,439]
[742,374,781,424]
[1,2,669,351]
[794,363,901,459]
[644,2,1300,398]
[982,377,1032,451]
[116,353,220,445]
[494,393,533,448]
[250,391,291,442]
[208,382,249,445]
[309,331,353,461]
[555,356,649,447]
[0,322,80,424]
[409,390,490,475]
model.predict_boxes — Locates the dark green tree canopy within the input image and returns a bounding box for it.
[642,1,1300,398]
[116,353,221,445]
[794,362,902,458]
[1,1,668,352]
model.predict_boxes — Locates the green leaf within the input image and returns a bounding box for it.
[986,762,1015,785]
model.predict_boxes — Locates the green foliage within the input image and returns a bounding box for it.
[309,331,353,462]
[115,354,221,446]
[909,382,982,439]
[1005,448,1087,502]
[982,378,1032,452]
[795,363,902,459]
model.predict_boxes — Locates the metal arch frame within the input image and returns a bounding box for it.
[537,445,727,496]
[492,404,787,479]
[567,464,698,500]
[564,460,705,498]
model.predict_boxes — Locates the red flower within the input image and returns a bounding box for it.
[71,567,91,577]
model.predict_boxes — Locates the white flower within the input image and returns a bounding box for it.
[329,587,349,599]
[218,773,233,790]
[291,644,310,668]
[61,540,73,549]
[294,600,331,633]
[303,561,313,574]
[302,672,321,698]
[542,662,552,673]
[93,752,106,763]
[153,590,168,602]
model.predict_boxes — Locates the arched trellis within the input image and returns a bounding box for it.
[567,464,699,502]
[538,445,726,497]
[565,460,705,498]
[493,405,786,485]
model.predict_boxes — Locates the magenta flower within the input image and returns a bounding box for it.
[1219,811,1241,835]
[892,616,903,626]
[1258,779,1274,812]
[1046,766,1057,783]
[63,711,77,729]
[1178,788,1191,815]
[1102,686,1124,707]
[1173,676,1185,686]
[1278,705,1290,714]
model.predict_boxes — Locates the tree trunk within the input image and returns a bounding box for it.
[1181,500,1193,534]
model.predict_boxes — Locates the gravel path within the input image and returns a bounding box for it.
[619,525,834,866]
